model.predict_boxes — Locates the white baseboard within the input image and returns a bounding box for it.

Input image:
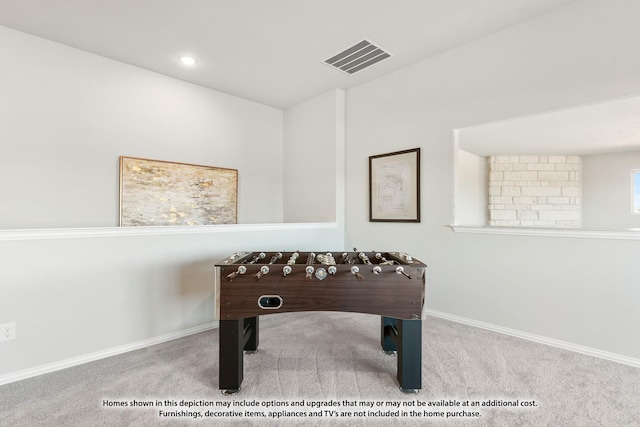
[4,313,638,387]
[0,322,218,386]
[425,309,640,368]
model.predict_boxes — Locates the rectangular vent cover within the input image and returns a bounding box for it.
[324,39,391,74]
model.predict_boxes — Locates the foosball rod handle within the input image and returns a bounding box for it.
[396,266,412,279]
[351,266,364,281]
[305,265,314,281]
[254,265,269,280]
[283,265,292,277]
[225,265,247,281]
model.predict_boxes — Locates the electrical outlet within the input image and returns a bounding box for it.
[0,322,16,342]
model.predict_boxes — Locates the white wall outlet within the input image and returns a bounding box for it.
[0,322,16,342]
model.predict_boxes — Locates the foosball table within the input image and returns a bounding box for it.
[215,250,427,394]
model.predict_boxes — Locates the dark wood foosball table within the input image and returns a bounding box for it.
[215,251,427,394]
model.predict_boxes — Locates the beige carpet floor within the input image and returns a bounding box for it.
[1,312,639,426]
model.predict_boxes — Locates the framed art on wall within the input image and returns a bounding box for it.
[369,148,420,222]
[119,156,238,226]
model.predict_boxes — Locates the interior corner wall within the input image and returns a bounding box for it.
[455,149,487,225]
[283,89,343,223]
[0,25,283,228]
[582,150,640,229]
[345,0,640,360]
[0,25,348,383]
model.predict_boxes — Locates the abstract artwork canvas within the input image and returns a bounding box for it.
[119,156,237,226]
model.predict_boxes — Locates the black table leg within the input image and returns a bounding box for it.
[219,317,260,394]
[244,317,259,352]
[381,316,398,353]
[219,319,244,393]
[397,319,422,392]
[381,316,422,392]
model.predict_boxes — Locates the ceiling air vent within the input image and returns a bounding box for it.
[324,39,391,74]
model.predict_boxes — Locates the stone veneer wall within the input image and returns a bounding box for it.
[488,155,581,227]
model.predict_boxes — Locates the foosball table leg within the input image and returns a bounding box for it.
[381,316,422,393]
[219,319,243,394]
[397,319,422,393]
[219,317,260,394]
[381,316,398,354]
[243,316,259,353]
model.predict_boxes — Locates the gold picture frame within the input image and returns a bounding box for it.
[119,156,238,226]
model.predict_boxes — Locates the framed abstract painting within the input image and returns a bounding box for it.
[119,156,238,226]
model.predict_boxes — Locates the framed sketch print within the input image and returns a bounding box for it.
[369,148,420,222]
[119,156,238,226]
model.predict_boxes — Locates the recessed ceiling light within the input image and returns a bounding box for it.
[179,56,197,66]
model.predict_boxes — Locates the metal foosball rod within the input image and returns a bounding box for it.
[226,265,247,281]
[311,253,334,281]
[359,252,372,265]
[286,252,299,265]
[255,252,282,280]
[254,265,269,280]
[360,252,381,274]
[351,266,364,281]
[221,251,247,264]
[283,251,299,276]
[341,252,355,264]
[282,265,292,276]
[399,252,413,262]
[244,252,266,265]
[305,252,316,281]
[305,265,315,281]
[396,266,412,279]
[269,252,283,264]
[316,252,336,265]
[375,252,397,265]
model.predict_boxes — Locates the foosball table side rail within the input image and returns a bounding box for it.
[216,251,426,320]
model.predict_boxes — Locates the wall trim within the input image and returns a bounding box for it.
[0,222,338,242]
[450,225,640,240]
[425,309,640,368]
[0,322,219,386]
[4,312,638,386]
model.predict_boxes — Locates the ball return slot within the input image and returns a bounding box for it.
[258,295,283,309]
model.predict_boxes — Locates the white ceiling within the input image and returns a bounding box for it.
[458,94,640,156]
[0,0,575,109]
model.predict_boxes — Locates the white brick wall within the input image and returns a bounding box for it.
[488,155,581,228]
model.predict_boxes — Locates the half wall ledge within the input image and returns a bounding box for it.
[450,225,640,241]
[0,222,339,242]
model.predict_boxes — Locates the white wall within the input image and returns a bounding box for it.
[0,27,345,382]
[0,224,344,381]
[346,0,640,360]
[283,90,344,223]
[582,150,640,229]
[455,149,487,225]
[5,0,640,383]
[0,25,283,228]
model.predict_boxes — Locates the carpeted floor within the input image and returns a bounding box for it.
[1,312,639,426]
